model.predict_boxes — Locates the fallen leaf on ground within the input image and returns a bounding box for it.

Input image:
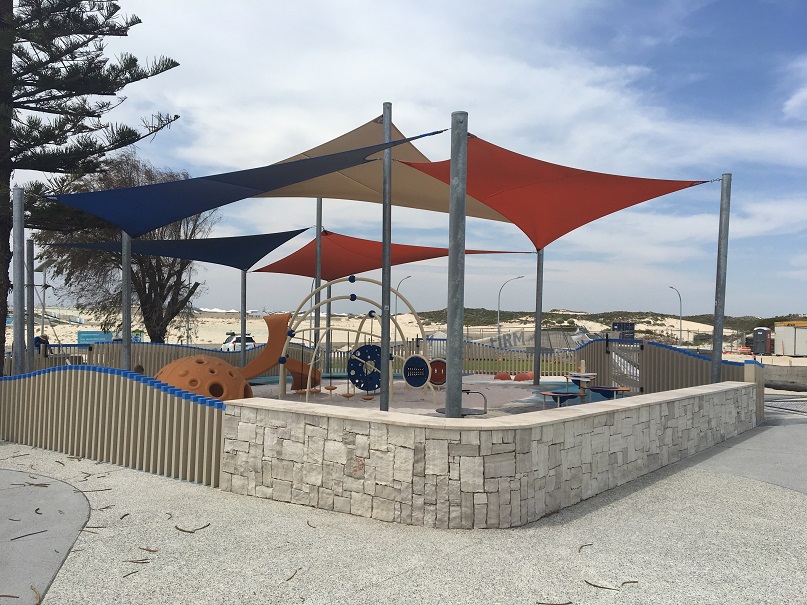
[10,530,47,541]
[584,579,620,591]
[175,523,210,534]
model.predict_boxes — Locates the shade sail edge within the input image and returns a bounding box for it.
[53,228,309,271]
[253,230,530,281]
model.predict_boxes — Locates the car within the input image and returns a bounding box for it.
[220,332,256,352]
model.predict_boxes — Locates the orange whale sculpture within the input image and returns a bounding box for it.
[240,313,321,390]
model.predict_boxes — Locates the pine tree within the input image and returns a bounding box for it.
[0,0,179,370]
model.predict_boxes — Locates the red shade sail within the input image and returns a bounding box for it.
[253,230,525,281]
[405,135,707,249]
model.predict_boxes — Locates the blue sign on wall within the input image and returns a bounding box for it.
[77,330,114,345]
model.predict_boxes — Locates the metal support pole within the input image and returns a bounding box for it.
[711,174,731,383]
[670,286,682,345]
[26,239,35,371]
[325,284,332,377]
[12,186,25,375]
[445,111,468,418]
[240,269,247,368]
[380,101,393,411]
[315,197,322,359]
[532,249,544,385]
[121,232,132,371]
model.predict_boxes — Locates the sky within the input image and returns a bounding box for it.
[20,0,807,319]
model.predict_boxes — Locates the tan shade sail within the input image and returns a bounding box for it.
[404,135,707,249]
[50,132,435,238]
[256,117,509,222]
[253,230,525,281]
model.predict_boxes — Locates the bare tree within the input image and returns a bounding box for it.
[33,149,217,342]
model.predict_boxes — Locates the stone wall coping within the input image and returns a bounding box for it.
[227,381,750,429]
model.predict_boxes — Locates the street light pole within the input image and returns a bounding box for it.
[34,260,54,338]
[393,275,411,352]
[669,286,682,345]
[497,275,524,344]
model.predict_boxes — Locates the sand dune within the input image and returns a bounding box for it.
[3,306,748,357]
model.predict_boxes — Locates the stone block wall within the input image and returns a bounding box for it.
[220,382,756,528]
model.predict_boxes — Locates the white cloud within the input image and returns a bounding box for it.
[782,56,807,120]
[22,0,807,317]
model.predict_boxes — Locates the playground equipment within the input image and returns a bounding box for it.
[244,275,438,404]
[428,358,447,386]
[156,354,253,401]
[239,313,321,390]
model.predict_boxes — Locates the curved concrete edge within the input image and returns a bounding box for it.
[0,469,90,604]
[765,380,807,392]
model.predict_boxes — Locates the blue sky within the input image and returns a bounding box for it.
[27,0,807,318]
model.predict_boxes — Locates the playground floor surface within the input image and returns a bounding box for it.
[250,374,610,417]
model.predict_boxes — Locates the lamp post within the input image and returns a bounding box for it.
[393,275,411,352]
[34,260,54,337]
[669,286,682,345]
[497,275,524,344]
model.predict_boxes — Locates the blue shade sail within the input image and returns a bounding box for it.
[55,228,308,271]
[49,133,438,237]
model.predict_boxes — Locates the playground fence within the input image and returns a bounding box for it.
[0,366,223,487]
[575,339,765,417]
[418,338,576,376]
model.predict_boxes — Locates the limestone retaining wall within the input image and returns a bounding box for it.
[220,382,756,528]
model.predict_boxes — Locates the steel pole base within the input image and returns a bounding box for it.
[435,407,486,417]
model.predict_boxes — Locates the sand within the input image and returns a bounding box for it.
[10,307,806,367]
[9,309,433,348]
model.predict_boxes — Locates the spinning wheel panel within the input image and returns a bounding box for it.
[347,344,382,392]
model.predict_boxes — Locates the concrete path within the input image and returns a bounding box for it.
[0,469,90,604]
[1,407,806,604]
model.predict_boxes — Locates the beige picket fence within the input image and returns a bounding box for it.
[0,366,223,487]
[421,337,576,376]
[575,339,765,418]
